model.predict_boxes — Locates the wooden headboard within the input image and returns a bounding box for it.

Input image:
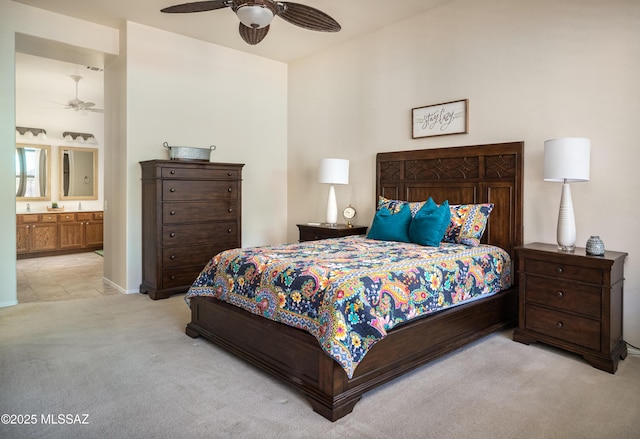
[376,142,524,257]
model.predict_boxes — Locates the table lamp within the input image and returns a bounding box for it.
[318,158,349,225]
[543,137,591,251]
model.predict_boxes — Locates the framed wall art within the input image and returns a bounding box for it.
[412,99,468,139]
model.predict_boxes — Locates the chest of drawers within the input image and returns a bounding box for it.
[513,242,627,373]
[140,160,244,300]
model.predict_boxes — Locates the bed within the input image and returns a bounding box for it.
[185,141,524,421]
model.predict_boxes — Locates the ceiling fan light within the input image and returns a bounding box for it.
[236,5,274,29]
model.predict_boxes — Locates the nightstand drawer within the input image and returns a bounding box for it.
[524,275,601,318]
[524,259,603,284]
[299,229,332,241]
[525,305,600,351]
[297,224,367,242]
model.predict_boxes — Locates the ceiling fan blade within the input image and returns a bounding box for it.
[161,0,230,13]
[87,108,104,113]
[277,2,340,32]
[79,101,96,109]
[239,23,270,45]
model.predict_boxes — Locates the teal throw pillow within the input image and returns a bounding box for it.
[409,197,451,246]
[367,204,412,243]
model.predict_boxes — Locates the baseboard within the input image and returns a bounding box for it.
[628,346,640,357]
[102,277,138,295]
[0,300,18,308]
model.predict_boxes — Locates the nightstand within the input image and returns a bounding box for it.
[297,223,368,242]
[513,242,628,373]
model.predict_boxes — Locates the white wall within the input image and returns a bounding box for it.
[288,0,640,344]
[118,22,288,292]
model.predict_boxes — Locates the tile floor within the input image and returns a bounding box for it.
[16,251,119,303]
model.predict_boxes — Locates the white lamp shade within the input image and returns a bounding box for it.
[236,5,274,29]
[318,158,349,185]
[544,138,591,182]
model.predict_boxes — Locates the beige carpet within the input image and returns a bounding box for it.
[0,293,638,439]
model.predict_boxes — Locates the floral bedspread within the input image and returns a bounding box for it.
[185,236,511,378]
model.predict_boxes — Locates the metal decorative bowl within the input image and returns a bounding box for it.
[163,142,216,161]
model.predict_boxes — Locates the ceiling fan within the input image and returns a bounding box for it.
[63,75,103,113]
[161,1,341,45]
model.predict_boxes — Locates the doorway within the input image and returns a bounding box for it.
[15,47,106,303]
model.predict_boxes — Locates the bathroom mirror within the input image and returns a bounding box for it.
[60,146,98,200]
[16,143,51,201]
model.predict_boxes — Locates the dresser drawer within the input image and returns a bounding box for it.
[162,266,204,289]
[161,167,240,180]
[523,259,603,284]
[525,305,600,351]
[162,180,238,201]
[162,243,236,268]
[163,201,239,224]
[162,222,239,247]
[524,275,601,318]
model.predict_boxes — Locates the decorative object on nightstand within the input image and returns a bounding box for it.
[297,223,367,242]
[342,205,357,227]
[318,158,349,225]
[513,242,628,373]
[586,235,605,256]
[544,138,590,252]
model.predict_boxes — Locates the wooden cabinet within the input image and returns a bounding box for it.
[513,242,628,373]
[59,212,104,250]
[16,211,103,259]
[140,160,244,300]
[16,214,58,255]
[297,223,368,242]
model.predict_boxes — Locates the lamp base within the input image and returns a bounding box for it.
[325,184,338,225]
[556,183,577,252]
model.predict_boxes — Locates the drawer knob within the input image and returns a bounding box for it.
[228,172,232,176]
[557,291,564,298]
[556,267,563,274]
[228,228,232,233]
[170,210,176,215]
[169,232,176,238]
[170,170,176,175]
[228,208,233,213]
[228,187,232,192]
[556,321,563,328]
[170,255,176,260]
[170,275,176,280]
[170,188,176,192]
